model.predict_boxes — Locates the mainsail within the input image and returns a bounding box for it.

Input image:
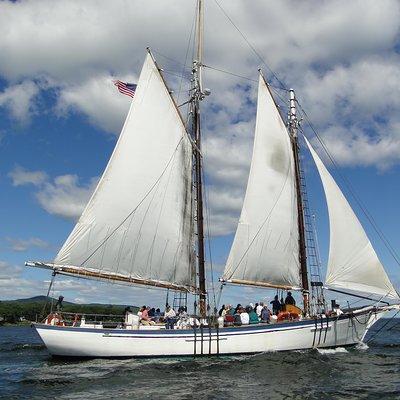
[222,76,301,290]
[29,53,195,292]
[305,137,399,300]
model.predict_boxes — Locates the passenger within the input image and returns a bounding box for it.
[270,295,282,315]
[154,308,162,323]
[256,302,263,317]
[240,307,250,325]
[261,305,271,323]
[218,304,225,317]
[248,308,259,324]
[234,304,242,314]
[164,305,176,329]
[124,306,133,324]
[333,303,343,316]
[221,305,229,318]
[177,306,190,329]
[285,292,296,306]
[228,305,236,315]
[233,306,242,326]
[148,307,155,317]
[224,305,235,326]
[139,306,155,325]
[124,306,132,316]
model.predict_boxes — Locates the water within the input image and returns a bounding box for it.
[1,320,399,400]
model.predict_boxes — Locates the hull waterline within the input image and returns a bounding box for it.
[33,307,389,358]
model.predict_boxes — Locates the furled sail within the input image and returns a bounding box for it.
[305,137,399,300]
[30,53,195,292]
[222,76,301,290]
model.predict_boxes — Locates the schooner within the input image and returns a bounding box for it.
[26,0,399,357]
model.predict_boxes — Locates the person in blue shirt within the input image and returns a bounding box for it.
[261,305,271,323]
[270,295,282,315]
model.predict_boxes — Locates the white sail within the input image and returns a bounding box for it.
[305,137,399,300]
[222,76,301,289]
[54,53,195,291]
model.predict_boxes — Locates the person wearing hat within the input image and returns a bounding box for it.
[285,292,296,306]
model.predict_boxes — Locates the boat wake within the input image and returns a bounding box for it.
[317,347,348,355]
[355,341,369,351]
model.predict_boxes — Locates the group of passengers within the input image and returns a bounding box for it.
[125,292,298,329]
[218,302,270,326]
[125,304,189,329]
[218,292,297,326]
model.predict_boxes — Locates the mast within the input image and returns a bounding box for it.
[193,0,207,317]
[289,89,310,315]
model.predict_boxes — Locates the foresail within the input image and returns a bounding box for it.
[52,53,195,291]
[222,76,301,290]
[304,137,399,300]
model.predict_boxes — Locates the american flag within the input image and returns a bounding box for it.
[113,80,137,98]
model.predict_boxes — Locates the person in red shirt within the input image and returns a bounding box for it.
[138,306,155,325]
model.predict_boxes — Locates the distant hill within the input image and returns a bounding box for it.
[0,296,138,324]
[13,296,74,305]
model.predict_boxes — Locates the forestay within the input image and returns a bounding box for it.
[53,53,195,291]
[305,137,399,300]
[222,76,301,290]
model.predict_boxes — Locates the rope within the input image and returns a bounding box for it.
[79,137,185,267]
[177,3,197,104]
[40,272,57,319]
[203,64,257,83]
[213,0,287,91]
[298,103,400,269]
[366,309,400,344]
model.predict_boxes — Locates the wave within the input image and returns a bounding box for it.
[317,347,348,355]
[11,343,46,351]
[356,342,369,351]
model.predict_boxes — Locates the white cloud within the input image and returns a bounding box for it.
[8,165,48,186]
[36,174,98,220]
[0,81,39,122]
[56,74,134,134]
[2,0,400,237]
[6,237,50,252]
[8,165,97,220]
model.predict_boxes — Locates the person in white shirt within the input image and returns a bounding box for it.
[164,305,176,329]
[240,308,249,325]
[256,302,263,317]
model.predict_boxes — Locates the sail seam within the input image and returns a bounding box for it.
[224,157,292,281]
[78,136,185,268]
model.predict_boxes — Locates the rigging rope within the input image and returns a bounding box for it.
[297,104,400,268]
[79,137,185,267]
[213,0,288,91]
[366,309,400,344]
[177,3,197,104]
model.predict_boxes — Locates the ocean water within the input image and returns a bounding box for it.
[0,319,399,400]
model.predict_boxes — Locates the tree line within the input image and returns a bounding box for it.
[0,298,135,324]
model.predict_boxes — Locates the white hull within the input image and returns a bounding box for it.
[33,306,391,358]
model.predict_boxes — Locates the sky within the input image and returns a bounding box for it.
[0,0,400,311]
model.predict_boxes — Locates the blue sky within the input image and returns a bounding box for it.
[0,0,400,310]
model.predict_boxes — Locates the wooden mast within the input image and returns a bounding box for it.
[193,0,207,318]
[289,89,310,315]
